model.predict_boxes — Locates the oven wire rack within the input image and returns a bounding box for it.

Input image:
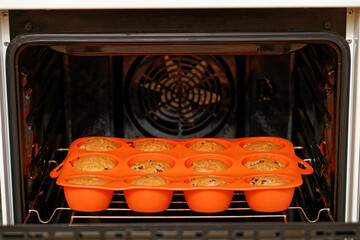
[26,146,332,224]
[26,192,331,224]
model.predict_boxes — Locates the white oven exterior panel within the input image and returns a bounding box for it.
[0,0,360,9]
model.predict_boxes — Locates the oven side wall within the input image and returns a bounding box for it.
[0,9,14,225]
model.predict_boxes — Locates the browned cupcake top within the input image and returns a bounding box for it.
[249,175,288,186]
[243,141,281,151]
[69,176,109,185]
[188,140,226,152]
[131,160,172,173]
[189,159,229,173]
[188,176,228,186]
[73,155,116,172]
[134,139,174,151]
[244,158,286,171]
[79,138,119,151]
[130,174,170,186]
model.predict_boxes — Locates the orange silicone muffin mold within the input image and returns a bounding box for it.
[50,136,313,213]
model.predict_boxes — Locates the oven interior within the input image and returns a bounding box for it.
[7,37,347,225]
[4,9,349,226]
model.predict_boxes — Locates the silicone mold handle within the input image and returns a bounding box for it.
[50,162,65,178]
[296,157,314,175]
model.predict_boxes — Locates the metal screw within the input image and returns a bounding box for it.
[24,22,32,31]
[2,11,8,17]
[323,21,332,30]
[348,9,353,15]
[4,42,10,47]
[347,39,352,44]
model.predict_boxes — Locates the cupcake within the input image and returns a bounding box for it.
[130,175,170,186]
[131,160,172,173]
[249,175,288,186]
[69,176,109,185]
[133,139,174,151]
[244,158,286,171]
[188,176,228,186]
[243,141,282,151]
[79,138,119,151]
[188,140,226,152]
[189,159,229,173]
[73,155,116,172]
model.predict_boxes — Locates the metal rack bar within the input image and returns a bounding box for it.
[70,214,288,220]
[288,207,330,223]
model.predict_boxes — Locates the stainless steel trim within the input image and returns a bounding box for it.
[345,7,360,223]
[0,9,14,225]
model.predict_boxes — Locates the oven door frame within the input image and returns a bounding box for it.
[0,8,359,224]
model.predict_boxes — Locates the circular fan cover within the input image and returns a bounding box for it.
[125,55,234,138]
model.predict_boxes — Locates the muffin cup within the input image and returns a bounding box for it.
[243,174,295,212]
[63,186,114,212]
[124,189,173,213]
[184,189,234,213]
[244,188,295,212]
[184,176,234,213]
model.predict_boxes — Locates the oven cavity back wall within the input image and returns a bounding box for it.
[122,55,237,138]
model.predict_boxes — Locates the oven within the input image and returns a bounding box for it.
[0,6,360,238]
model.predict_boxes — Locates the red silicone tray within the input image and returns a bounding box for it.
[50,136,313,213]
